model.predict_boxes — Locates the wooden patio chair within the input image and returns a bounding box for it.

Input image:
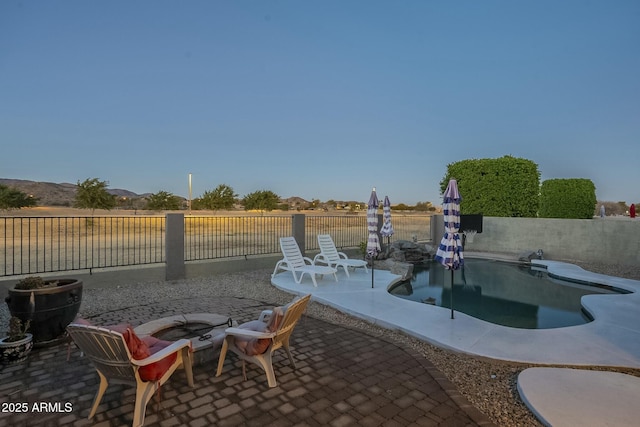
[67,323,194,427]
[215,294,311,387]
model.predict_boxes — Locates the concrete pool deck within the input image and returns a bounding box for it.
[271,256,640,426]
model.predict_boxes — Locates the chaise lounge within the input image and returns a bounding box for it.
[272,236,337,287]
[313,233,369,277]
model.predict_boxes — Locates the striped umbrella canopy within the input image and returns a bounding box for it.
[366,188,380,257]
[366,188,380,288]
[433,178,463,319]
[380,196,394,239]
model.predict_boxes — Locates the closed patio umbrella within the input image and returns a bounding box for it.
[380,196,394,247]
[367,188,380,288]
[434,178,464,319]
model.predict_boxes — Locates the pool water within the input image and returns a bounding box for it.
[388,258,626,329]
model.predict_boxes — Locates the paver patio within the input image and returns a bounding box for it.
[0,296,494,426]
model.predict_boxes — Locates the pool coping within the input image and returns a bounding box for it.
[271,255,640,368]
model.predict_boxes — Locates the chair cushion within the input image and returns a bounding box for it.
[266,306,285,331]
[235,320,270,356]
[70,318,178,382]
[236,306,286,356]
[122,328,179,382]
[139,335,178,382]
[121,327,151,359]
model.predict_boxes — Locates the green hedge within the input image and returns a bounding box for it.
[539,179,596,219]
[441,155,540,217]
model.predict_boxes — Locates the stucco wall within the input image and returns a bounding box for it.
[431,215,640,266]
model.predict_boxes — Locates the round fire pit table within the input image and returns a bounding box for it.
[134,313,235,366]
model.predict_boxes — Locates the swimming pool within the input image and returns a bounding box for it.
[388,258,627,329]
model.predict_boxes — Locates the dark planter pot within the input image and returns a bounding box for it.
[5,279,83,345]
[0,333,33,364]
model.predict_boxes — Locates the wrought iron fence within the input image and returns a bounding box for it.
[1,213,431,277]
[1,216,165,276]
[304,214,431,250]
[184,216,292,261]
[304,215,366,251]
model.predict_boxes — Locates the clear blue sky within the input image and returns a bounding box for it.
[1,1,638,206]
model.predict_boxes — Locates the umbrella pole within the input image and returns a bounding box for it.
[450,269,455,319]
[371,258,374,288]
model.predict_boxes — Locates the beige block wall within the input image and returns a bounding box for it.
[431,215,640,266]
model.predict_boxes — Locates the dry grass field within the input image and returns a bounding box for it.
[1,207,432,276]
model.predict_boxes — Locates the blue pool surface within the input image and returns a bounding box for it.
[388,258,625,329]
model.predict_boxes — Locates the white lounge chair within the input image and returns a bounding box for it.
[272,237,337,287]
[313,234,369,277]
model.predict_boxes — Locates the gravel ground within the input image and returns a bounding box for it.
[2,259,640,426]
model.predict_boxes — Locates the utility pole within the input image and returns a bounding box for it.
[188,173,192,214]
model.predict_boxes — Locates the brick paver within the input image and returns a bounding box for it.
[0,296,495,426]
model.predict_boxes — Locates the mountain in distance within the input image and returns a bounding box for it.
[0,178,150,207]
[0,178,363,209]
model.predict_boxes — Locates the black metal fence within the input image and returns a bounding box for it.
[304,214,430,251]
[1,214,431,277]
[184,216,292,261]
[1,216,164,276]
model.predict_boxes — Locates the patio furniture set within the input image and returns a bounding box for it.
[65,234,364,427]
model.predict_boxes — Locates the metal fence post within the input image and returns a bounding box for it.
[166,213,185,281]
[292,214,306,256]
[431,214,443,244]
